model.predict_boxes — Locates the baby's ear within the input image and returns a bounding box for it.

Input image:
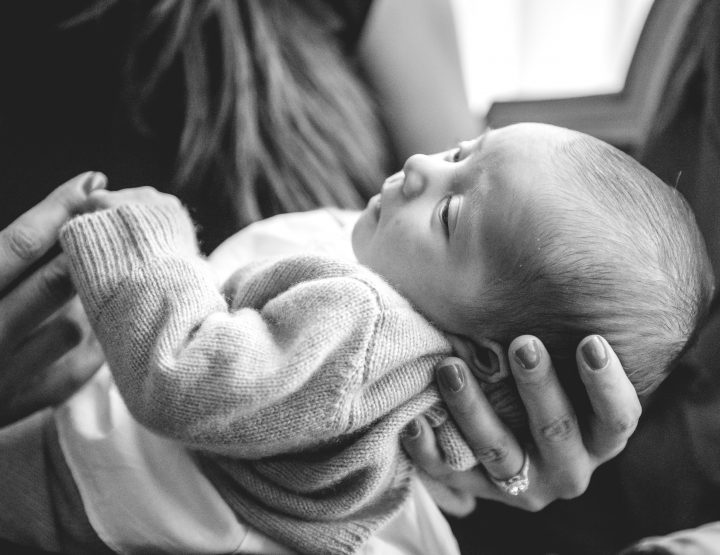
[446,334,510,384]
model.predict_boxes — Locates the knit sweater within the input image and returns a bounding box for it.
[59,204,478,555]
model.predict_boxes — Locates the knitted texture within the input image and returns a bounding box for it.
[60,204,478,554]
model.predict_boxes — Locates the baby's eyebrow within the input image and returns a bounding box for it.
[475,129,491,150]
[474,130,507,176]
[454,131,489,155]
[466,130,491,172]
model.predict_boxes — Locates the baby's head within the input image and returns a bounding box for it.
[352,123,714,406]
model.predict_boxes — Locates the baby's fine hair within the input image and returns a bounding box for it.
[468,133,714,404]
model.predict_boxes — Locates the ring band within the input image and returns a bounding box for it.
[489,451,530,496]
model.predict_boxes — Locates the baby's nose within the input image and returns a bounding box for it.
[401,154,429,199]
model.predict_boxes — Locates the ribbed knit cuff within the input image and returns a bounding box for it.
[60,203,199,314]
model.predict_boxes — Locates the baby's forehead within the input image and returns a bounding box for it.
[456,127,593,235]
[462,146,581,252]
[465,139,568,201]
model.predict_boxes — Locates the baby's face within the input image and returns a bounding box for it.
[352,123,573,333]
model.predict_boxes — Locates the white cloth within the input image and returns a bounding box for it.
[55,208,461,555]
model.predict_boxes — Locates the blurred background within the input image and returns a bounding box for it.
[451,0,654,114]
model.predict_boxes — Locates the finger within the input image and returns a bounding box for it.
[410,454,559,512]
[508,336,590,480]
[436,357,525,481]
[0,312,104,426]
[0,316,81,425]
[0,172,106,291]
[401,416,453,478]
[453,463,559,511]
[577,335,641,461]
[87,187,178,211]
[1,347,103,427]
[35,299,104,403]
[1,314,83,392]
[0,255,75,345]
[85,189,124,211]
[399,411,514,503]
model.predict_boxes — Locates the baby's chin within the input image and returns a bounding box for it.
[350,203,376,264]
[350,216,363,261]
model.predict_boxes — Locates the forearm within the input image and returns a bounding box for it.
[359,0,480,159]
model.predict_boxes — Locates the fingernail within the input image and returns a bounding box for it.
[84,172,107,194]
[403,419,422,440]
[514,339,540,370]
[438,363,464,393]
[581,335,608,370]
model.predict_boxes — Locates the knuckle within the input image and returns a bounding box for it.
[4,225,44,261]
[513,365,553,387]
[523,497,549,512]
[55,185,84,212]
[534,414,578,444]
[558,473,590,499]
[49,178,88,214]
[474,440,512,465]
[51,176,82,199]
[601,440,628,461]
[606,413,639,436]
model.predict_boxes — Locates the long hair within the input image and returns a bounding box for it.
[70,0,388,239]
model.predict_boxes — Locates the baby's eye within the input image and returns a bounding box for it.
[439,194,453,231]
[452,148,462,162]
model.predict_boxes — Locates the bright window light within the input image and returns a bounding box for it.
[452,0,655,113]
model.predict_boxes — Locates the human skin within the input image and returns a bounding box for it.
[353,123,642,509]
[0,0,640,519]
[405,335,640,511]
[351,124,565,334]
[358,0,479,159]
[87,176,640,514]
[0,160,639,519]
[88,124,643,513]
[0,173,106,426]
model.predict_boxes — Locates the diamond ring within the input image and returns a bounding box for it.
[489,451,530,496]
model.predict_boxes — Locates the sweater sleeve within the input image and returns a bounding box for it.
[60,204,380,459]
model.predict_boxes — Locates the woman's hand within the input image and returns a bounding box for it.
[402,334,642,511]
[0,172,106,426]
[86,186,183,212]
